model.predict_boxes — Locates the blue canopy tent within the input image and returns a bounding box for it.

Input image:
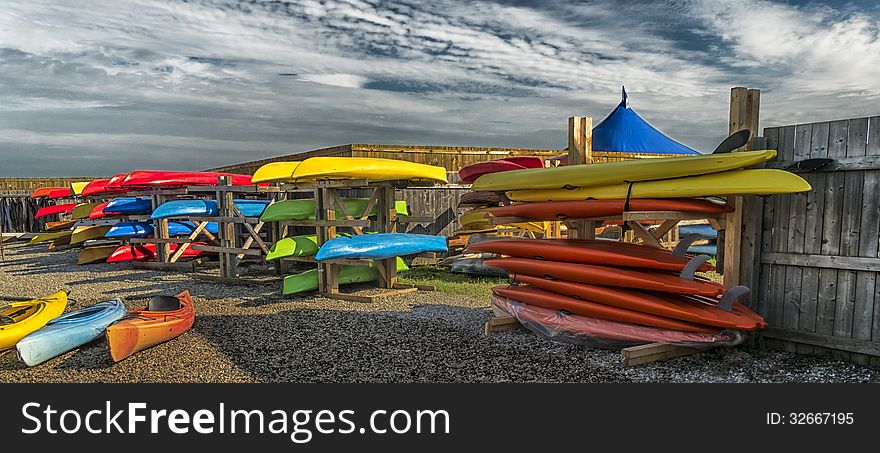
[592,87,699,155]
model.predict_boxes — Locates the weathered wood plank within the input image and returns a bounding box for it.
[761,328,880,357]
[782,124,811,335]
[764,155,880,172]
[762,252,880,271]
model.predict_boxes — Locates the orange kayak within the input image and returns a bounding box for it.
[105,291,194,362]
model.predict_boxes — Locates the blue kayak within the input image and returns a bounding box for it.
[688,242,718,256]
[151,199,269,219]
[678,223,717,240]
[315,233,447,261]
[105,221,219,238]
[15,299,127,366]
[104,197,153,215]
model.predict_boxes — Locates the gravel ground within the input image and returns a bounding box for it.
[1,241,878,383]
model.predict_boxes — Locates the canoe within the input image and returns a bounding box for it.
[266,235,319,261]
[492,285,717,333]
[468,238,713,272]
[679,223,717,240]
[106,243,209,262]
[251,161,302,183]
[70,181,90,195]
[151,199,269,219]
[508,169,811,202]
[283,258,408,295]
[488,198,732,221]
[31,187,70,198]
[459,208,548,234]
[491,294,743,347]
[459,156,545,184]
[29,231,73,245]
[450,256,507,277]
[71,202,102,220]
[108,171,258,189]
[484,257,725,297]
[260,198,409,222]
[70,225,112,245]
[45,220,76,232]
[315,233,447,261]
[16,299,126,366]
[34,203,77,219]
[105,291,195,362]
[78,245,121,264]
[458,191,503,207]
[103,197,153,215]
[0,291,68,351]
[289,157,448,183]
[472,149,776,191]
[508,274,761,330]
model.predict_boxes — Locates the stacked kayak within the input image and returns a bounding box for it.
[284,257,409,295]
[34,203,76,219]
[151,199,269,219]
[105,170,258,190]
[105,221,219,239]
[315,233,447,261]
[104,197,152,215]
[260,198,409,222]
[78,244,121,264]
[106,243,210,263]
[71,202,102,220]
[16,299,126,366]
[0,291,68,351]
[252,157,447,184]
[266,235,321,261]
[70,225,112,245]
[106,291,195,362]
[251,161,301,183]
[31,187,70,199]
[458,156,544,184]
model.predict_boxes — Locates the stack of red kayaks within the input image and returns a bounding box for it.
[31,187,70,198]
[80,177,128,197]
[459,156,545,184]
[488,198,731,220]
[470,238,766,347]
[34,203,77,219]
[105,170,261,190]
[106,243,210,263]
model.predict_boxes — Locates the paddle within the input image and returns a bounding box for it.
[713,129,752,154]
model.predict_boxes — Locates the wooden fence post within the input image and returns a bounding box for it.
[568,116,594,239]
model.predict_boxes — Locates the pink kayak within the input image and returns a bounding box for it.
[34,203,77,219]
[107,171,262,189]
[458,157,544,184]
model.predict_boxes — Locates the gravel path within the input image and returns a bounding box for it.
[1,242,878,383]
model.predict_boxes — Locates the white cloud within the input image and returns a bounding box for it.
[298,73,368,89]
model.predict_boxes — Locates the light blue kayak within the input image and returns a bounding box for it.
[15,299,127,366]
[678,223,717,240]
[688,242,718,256]
[104,197,153,215]
[315,233,447,261]
[105,221,219,238]
[151,199,269,219]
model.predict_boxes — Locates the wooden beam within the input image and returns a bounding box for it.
[621,343,707,366]
[483,315,521,336]
[761,252,880,272]
[762,328,880,357]
[622,211,725,221]
[764,155,880,172]
[626,221,663,248]
[192,245,264,256]
[567,116,593,165]
[651,219,680,240]
[132,261,196,272]
[169,221,209,263]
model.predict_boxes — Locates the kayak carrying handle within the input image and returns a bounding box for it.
[672,234,704,257]
[718,286,750,312]
[679,255,710,281]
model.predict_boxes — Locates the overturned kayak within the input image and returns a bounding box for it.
[266,235,320,261]
[34,203,77,219]
[251,161,302,183]
[70,225,112,245]
[106,243,209,262]
[16,299,126,366]
[106,291,195,362]
[151,199,269,219]
[259,198,409,222]
[78,245,121,264]
[283,258,409,295]
[289,157,448,184]
[104,197,153,215]
[0,291,68,351]
[104,221,219,239]
[315,233,447,261]
[107,171,258,189]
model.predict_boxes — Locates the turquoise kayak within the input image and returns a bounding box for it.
[152,199,269,219]
[315,233,447,261]
[15,299,127,366]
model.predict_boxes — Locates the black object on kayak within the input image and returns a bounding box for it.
[713,129,752,154]
[147,295,181,312]
[788,158,834,172]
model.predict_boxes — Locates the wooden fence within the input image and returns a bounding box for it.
[739,115,880,366]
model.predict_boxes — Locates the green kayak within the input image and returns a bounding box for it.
[266,235,320,261]
[282,257,409,295]
[260,198,409,222]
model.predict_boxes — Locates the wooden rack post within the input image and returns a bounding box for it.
[567,116,595,239]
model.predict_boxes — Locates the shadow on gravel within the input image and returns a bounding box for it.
[191,304,627,383]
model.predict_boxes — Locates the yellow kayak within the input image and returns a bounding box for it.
[460,208,548,233]
[30,231,73,245]
[291,157,448,184]
[472,149,776,191]
[70,225,112,245]
[70,181,90,195]
[251,161,301,183]
[0,291,68,350]
[507,169,812,202]
[78,245,120,264]
[71,202,102,220]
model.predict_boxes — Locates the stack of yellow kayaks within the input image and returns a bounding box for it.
[0,291,68,351]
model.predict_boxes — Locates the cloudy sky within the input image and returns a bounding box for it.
[1,0,878,176]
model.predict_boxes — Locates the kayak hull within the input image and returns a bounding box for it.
[260,199,408,222]
[488,198,731,220]
[251,161,301,183]
[105,291,194,362]
[290,157,448,183]
[78,245,121,264]
[106,243,208,262]
[283,258,408,295]
[151,199,268,219]
[315,233,447,261]
[34,203,77,219]
[0,291,68,351]
[459,157,544,184]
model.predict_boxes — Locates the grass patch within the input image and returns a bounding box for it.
[398,265,505,298]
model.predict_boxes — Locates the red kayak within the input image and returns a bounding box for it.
[509,274,761,330]
[34,203,77,219]
[47,188,74,199]
[489,198,732,220]
[485,257,725,297]
[492,285,718,333]
[491,294,742,347]
[88,202,113,219]
[80,178,128,197]
[468,238,713,272]
[459,157,544,184]
[31,187,70,199]
[107,171,261,189]
[106,243,209,263]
